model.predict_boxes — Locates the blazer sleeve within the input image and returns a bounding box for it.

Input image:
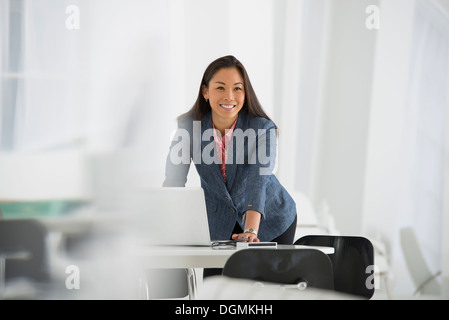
[162,120,192,187]
[242,120,277,219]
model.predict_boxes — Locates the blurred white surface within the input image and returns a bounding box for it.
[0,151,92,201]
[197,276,361,300]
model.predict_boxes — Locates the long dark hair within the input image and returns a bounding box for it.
[179,55,277,128]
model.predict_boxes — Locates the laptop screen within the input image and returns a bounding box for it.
[124,187,213,246]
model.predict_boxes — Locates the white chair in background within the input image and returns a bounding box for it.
[291,192,341,242]
[400,227,441,296]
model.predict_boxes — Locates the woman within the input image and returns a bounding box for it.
[163,55,297,276]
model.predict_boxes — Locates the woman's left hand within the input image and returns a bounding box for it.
[232,232,259,242]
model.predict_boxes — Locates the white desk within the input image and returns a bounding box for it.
[134,244,334,269]
[133,244,334,299]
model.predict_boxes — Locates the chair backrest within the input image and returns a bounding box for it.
[0,219,48,281]
[222,249,334,291]
[294,235,375,299]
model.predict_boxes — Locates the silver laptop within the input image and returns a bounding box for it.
[126,187,226,246]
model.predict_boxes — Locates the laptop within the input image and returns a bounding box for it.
[126,187,240,246]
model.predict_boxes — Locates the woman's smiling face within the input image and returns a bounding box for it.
[202,67,245,126]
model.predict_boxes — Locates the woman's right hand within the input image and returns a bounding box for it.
[232,232,259,242]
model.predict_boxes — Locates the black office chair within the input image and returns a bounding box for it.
[0,219,49,299]
[294,235,375,299]
[222,249,334,291]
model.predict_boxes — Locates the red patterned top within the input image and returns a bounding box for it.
[212,118,238,182]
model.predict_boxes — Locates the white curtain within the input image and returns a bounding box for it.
[0,0,172,208]
[394,0,449,292]
[0,0,171,154]
[1,0,85,151]
[274,0,327,197]
[0,0,24,150]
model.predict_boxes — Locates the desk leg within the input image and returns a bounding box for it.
[186,268,197,300]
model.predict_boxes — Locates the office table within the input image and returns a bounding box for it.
[133,244,334,299]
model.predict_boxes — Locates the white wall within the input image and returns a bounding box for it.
[273,0,328,199]
[444,48,449,297]
[311,0,379,235]
[438,0,449,299]
[361,0,416,294]
[273,0,304,192]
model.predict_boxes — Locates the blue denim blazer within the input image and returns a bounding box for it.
[163,110,297,242]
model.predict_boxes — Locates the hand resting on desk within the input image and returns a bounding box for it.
[231,232,259,242]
